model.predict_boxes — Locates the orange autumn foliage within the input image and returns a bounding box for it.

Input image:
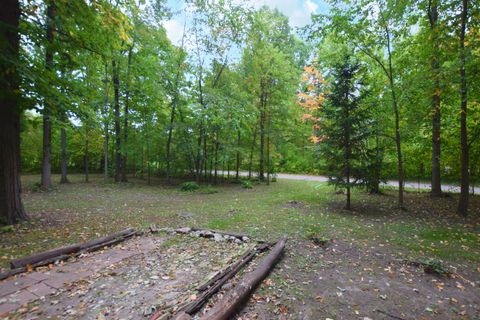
[297,62,325,144]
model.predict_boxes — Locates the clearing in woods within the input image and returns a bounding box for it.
[0,174,479,319]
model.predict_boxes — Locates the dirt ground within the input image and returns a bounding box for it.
[1,233,479,320]
[234,239,480,320]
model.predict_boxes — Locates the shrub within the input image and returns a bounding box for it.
[180,181,200,191]
[241,180,253,189]
[422,259,451,277]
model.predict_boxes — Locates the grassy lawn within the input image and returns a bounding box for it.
[1,174,479,271]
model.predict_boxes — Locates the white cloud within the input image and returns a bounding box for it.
[164,19,185,45]
[252,0,321,27]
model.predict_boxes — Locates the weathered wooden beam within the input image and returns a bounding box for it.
[199,237,287,320]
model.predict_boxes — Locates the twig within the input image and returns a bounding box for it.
[375,309,406,320]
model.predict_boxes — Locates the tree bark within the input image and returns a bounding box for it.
[103,63,109,182]
[122,47,133,182]
[248,125,258,179]
[112,58,121,182]
[214,137,219,184]
[84,119,89,183]
[457,0,469,216]
[0,0,28,225]
[259,82,266,180]
[384,22,404,208]
[60,113,69,184]
[345,92,351,210]
[266,110,271,185]
[41,0,56,189]
[428,0,442,196]
[236,130,241,180]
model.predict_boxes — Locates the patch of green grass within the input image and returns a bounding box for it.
[0,174,478,271]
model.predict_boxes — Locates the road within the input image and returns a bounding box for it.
[224,171,477,194]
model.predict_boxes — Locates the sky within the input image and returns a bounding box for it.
[163,0,330,45]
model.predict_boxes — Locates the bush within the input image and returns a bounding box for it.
[180,181,200,191]
[422,259,451,277]
[241,180,253,189]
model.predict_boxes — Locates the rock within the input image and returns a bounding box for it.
[234,238,242,244]
[213,234,225,242]
[242,236,250,242]
[176,227,191,234]
[143,306,156,316]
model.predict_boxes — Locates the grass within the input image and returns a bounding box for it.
[0,174,478,270]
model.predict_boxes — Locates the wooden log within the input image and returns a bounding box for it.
[150,243,270,320]
[197,243,270,292]
[199,236,287,320]
[79,228,134,250]
[1,254,70,281]
[179,243,270,315]
[80,231,136,254]
[10,244,81,269]
[0,267,26,281]
[8,228,135,273]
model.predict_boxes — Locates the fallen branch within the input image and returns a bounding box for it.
[199,236,287,320]
[79,228,135,251]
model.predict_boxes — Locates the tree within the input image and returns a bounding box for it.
[297,61,325,144]
[457,0,469,216]
[428,0,442,196]
[41,0,56,189]
[319,55,371,209]
[0,0,28,224]
[311,0,410,208]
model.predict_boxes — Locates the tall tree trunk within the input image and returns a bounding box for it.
[385,24,404,208]
[0,0,28,224]
[121,47,133,182]
[429,0,442,196]
[345,96,351,210]
[457,0,469,216]
[204,135,208,181]
[195,130,202,183]
[60,113,69,184]
[214,138,219,185]
[84,119,89,183]
[103,63,109,182]
[266,111,271,186]
[165,99,176,184]
[236,130,241,180]
[248,125,258,179]
[259,84,265,180]
[112,58,121,182]
[41,0,56,189]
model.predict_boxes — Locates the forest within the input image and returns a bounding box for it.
[0,0,479,319]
